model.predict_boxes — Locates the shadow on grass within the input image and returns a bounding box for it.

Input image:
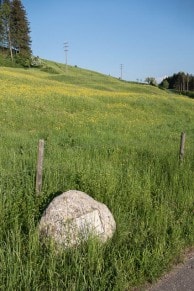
[36,190,63,223]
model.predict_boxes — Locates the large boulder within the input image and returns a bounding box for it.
[39,190,116,248]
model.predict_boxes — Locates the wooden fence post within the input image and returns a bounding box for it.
[36,139,45,194]
[179,132,186,161]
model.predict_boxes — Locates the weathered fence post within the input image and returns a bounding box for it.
[179,132,186,161]
[36,139,45,194]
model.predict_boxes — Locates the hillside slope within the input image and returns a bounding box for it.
[0,63,194,152]
[0,63,194,290]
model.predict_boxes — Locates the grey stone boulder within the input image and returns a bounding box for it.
[39,190,116,248]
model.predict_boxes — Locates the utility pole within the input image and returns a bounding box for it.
[64,42,69,73]
[120,64,123,80]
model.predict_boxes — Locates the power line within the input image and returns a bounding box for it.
[64,41,69,73]
[120,64,123,80]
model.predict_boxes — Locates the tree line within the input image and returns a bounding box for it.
[0,0,31,66]
[160,72,194,92]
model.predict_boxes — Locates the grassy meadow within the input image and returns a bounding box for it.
[0,61,194,290]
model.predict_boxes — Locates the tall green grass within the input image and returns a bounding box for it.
[0,65,194,290]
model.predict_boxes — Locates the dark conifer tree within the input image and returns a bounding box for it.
[0,0,31,65]
[0,0,13,62]
[10,0,31,65]
[0,3,3,44]
[161,73,194,92]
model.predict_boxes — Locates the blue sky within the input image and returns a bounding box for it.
[23,0,194,82]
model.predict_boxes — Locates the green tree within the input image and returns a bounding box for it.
[145,77,157,86]
[0,0,31,66]
[10,0,31,65]
[161,79,169,89]
[0,0,13,62]
[174,72,186,92]
[162,72,194,93]
[186,73,190,92]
